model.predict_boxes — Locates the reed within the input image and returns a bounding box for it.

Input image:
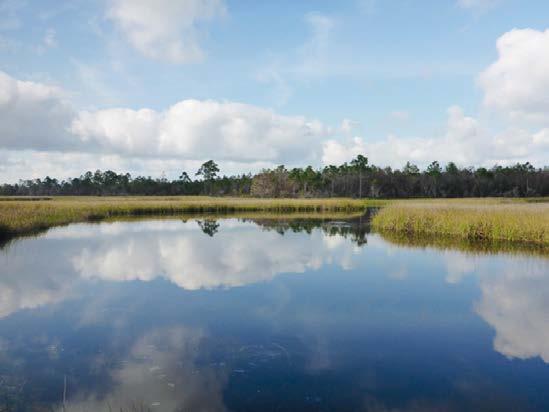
[376,231,549,257]
[371,199,549,245]
[0,196,386,238]
[2,196,548,247]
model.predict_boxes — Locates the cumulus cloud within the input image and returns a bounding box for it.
[0,148,277,182]
[533,128,549,147]
[322,28,549,169]
[0,71,331,181]
[3,25,549,179]
[340,118,359,134]
[322,106,549,168]
[71,100,330,162]
[0,71,75,150]
[106,0,225,63]
[323,106,482,167]
[479,28,549,123]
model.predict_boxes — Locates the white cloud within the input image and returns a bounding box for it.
[479,28,549,123]
[323,106,480,167]
[340,118,359,134]
[0,71,332,181]
[71,99,330,163]
[0,149,276,182]
[322,106,549,168]
[0,71,75,151]
[321,27,549,169]
[4,24,549,179]
[533,128,549,147]
[106,0,225,63]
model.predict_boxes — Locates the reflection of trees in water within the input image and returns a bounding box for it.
[244,211,374,247]
[197,219,220,237]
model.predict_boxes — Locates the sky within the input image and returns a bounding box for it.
[1,0,549,182]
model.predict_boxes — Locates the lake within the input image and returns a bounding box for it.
[0,214,548,411]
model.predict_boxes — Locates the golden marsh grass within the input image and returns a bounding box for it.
[1,196,548,247]
[0,196,385,238]
[371,198,549,245]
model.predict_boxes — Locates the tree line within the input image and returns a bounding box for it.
[1,157,548,198]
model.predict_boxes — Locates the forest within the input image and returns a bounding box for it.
[1,156,548,198]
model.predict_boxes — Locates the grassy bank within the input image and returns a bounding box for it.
[2,196,548,247]
[371,199,549,245]
[377,231,549,257]
[0,196,385,238]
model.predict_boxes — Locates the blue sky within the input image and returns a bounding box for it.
[1,0,549,181]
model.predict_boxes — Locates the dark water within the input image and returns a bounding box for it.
[0,215,548,411]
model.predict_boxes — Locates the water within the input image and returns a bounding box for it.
[0,215,548,411]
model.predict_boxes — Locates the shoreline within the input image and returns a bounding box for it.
[1,196,547,248]
[0,196,384,240]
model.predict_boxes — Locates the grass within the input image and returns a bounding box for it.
[0,196,386,239]
[1,196,548,247]
[377,231,549,257]
[371,198,549,245]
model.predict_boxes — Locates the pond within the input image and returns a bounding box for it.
[0,215,548,411]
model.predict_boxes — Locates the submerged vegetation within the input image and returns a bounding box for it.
[372,199,549,245]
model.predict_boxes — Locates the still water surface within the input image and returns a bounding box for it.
[0,216,548,411]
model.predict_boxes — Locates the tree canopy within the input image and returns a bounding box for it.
[2,157,548,198]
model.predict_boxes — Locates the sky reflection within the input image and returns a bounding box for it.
[0,217,548,411]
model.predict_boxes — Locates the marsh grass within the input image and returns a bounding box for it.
[371,198,549,245]
[377,231,549,257]
[2,196,548,247]
[0,196,386,239]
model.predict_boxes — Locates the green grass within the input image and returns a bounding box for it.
[371,198,549,245]
[0,196,386,238]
